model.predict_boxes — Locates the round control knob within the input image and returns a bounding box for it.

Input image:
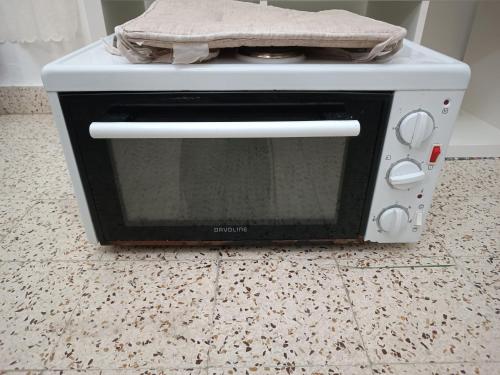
[387,159,425,190]
[378,206,409,234]
[397,111,434,149]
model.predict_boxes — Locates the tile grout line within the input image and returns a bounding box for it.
[436,231,459,267]
[4,359,500,373]
[339,264,456,270]
[435,223,499,316]
[333,258,374,373]
[0,199,40,244]
[452,255,499,316]
[0,254,471,265]
[205,253,222,369]
[204,358,500,370]
[0,257,220,265]
[370,359,500,366]
[36,195,76,202]
[0,261,91,372]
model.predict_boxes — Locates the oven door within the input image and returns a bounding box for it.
[59,91,392,244]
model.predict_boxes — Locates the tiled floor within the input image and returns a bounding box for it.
[0,114,499,375]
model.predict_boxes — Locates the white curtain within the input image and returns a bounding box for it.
[0,0,80,43]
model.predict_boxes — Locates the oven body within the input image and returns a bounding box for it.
[43,39,470,245]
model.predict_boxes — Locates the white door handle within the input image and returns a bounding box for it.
[89,120,360,139]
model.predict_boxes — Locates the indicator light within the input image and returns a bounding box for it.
[444,99,450,106]
[429,145,441,163]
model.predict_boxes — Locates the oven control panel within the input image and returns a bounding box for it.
[365,90,465,243]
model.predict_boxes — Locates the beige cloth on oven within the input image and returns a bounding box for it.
[113,0,407,64]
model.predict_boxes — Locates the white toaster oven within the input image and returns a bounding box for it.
[42,39,470,245]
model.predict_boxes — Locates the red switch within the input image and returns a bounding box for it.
[429,145,441,163]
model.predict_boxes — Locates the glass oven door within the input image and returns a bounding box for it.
[59,91,392,244]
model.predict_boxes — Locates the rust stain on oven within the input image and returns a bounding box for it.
[111,238,363,247]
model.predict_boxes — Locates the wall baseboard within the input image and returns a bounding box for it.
[0,86,51,115]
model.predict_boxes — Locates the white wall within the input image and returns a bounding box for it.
[461,2,500,129]
[366,1,422,41]
[420,1,477,60]
[101,0,145,34]
[269,0,368,14]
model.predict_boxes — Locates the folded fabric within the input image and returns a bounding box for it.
[113,0,407,64]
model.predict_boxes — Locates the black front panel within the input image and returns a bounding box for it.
[59,91,392,244]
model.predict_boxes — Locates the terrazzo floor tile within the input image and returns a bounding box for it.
[208,365,371,375]
[0,114,58,141]
[0,137,64,175]
[428,195,499,257]
[0,198,35,240]
[218,245,342,261]
[0,261,91,370]
[0,164,73,201]
[219,231,449,266]
[0,139,73,201]
[49,261,216,370]
[174,248,221,261]
[456,256,500,313]
[1,199,104,261]
[0,115,72,201]
[0,371,42,375]
[340,266,500,363]
[0,87,51,115]
[436,159,500,197]
[336,255,455,268]
[43,370,203,375]
[372,362,500,375]
[209,259,367,368]
[332,228,450,268]
[99,246,219,262]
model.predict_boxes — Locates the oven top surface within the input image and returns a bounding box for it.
[42,38,470,92]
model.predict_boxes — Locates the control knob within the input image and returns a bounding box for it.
[397,111,434,148]
[387,159,425,190]
[378,206,409,235]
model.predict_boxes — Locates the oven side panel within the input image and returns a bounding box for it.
[365,90,466,243]
[47,92,99,244]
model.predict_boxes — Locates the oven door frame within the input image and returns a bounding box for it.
[59,91,392,244]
